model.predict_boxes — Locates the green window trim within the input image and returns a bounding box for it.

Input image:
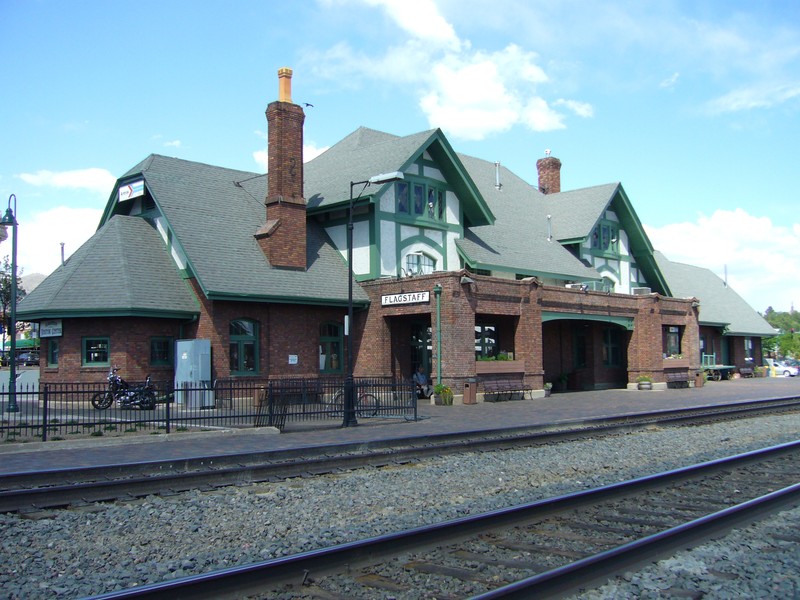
[82,337,110,367]
[48,339,59,367]
[590,220,619,258]
[150,336,174,366]
[396,180,446,223]
[319,321,344,374]
[230,318,259,375]
[602,327,622,367]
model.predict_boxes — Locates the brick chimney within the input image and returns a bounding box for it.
[255,67,307,270]
[536,155,561,194]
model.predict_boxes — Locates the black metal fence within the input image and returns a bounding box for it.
[0,376,418,443]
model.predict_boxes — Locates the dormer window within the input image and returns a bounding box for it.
[591,221,618,255]
[396,180,445,221]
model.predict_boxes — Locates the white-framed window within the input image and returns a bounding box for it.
[405,252,435,276]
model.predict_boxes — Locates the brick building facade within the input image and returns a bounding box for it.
[21,68,773,401]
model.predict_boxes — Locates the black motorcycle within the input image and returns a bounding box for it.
[91,367,157,410]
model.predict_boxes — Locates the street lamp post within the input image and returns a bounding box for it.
[344,172,404,427]
[1,194,19,413]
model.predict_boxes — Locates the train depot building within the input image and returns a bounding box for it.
[19,68,774,402]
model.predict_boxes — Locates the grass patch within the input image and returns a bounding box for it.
[90,430,104,437]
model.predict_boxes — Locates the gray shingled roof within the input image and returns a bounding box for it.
[305,127,493,227]
[18,216,199,319]
[132,155,367,305]
[541,183,620,242]
[305,128,434,210]
[455,154,602,280]
[654,251,775,336]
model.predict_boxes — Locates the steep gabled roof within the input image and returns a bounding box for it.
[455,154,602,281]
[103,155,368,306]
[305,127,494,227]
[541,182,670,294]
[654,251,775,337]
[18,216,199,319]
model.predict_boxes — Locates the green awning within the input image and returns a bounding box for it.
[3,338,39,349]
[542,311,634,331]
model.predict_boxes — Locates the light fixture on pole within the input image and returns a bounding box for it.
[432,283,442,387]
[344,171,404,427]
[1,194,19,413]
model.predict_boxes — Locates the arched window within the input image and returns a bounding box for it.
[319,322,343,373]
[230,318,258,374]
[405,252,435,276]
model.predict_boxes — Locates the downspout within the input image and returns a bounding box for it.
[433,283,443,386]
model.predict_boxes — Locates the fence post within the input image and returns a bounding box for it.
[267,380,275,427]
[166,384,171,434]
[42,384,49,442]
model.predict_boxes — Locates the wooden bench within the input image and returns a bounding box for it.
[738,366,754,378]
[481,375,533,402]
[664,370,690,389]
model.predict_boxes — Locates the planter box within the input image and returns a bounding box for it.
[663,358,690,369]
[475,360,525,375]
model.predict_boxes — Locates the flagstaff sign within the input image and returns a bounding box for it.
[381,291,430,306]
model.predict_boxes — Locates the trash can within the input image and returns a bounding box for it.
[694,371,704,388]
[463,378,477,405]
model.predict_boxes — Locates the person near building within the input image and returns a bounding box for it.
[413,365,433,399]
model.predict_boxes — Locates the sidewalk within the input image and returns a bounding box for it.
[0,377,797,475]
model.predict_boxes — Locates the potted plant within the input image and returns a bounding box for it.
[543,382,552,397]
[553,372,569,392]
[433,383,453,406]
[636,374,653,390]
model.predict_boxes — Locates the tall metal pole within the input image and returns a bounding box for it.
[342,172,404,427]
[433,283,442,386]
[4,195,19,413]
[343,182,362,427]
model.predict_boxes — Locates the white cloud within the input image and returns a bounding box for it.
[164,140,182,148]
[17,168,116,196]
[311,5,591,141]
[705,82,800,114]
[646,208,800,313]
[659,72,680,89]
[416,44,574,139]
[13,206,103,277]
[553,99,594,118]
[365,0,462,51]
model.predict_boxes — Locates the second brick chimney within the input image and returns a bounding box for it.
[255,67,307,270]
[536,155,561,194]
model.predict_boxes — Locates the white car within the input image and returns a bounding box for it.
[772,361,798,377]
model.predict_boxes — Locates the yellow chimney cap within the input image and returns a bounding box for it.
[278,67,293,103]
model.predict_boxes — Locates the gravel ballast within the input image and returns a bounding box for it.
[1,413,799,598]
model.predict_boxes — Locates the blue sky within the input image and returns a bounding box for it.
[1,0,798,313]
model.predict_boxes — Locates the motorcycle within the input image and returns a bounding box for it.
[91,367,157,410]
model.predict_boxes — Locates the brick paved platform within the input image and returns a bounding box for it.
[0,377,797,475]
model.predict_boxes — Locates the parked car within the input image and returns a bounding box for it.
[15,352,39,366]
[772,361,798,377]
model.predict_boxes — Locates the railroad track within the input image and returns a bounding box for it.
[1,396,800,514]
[86,439,800,600]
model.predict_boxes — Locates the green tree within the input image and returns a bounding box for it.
[763,308,800,359]
[0,256,26,339]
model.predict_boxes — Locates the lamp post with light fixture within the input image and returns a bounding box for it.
[344,171,404,427]
[1,195,19,413]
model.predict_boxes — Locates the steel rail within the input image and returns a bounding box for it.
[474,483,800,599]
[2,396,800,513]
[84,439,800,600]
